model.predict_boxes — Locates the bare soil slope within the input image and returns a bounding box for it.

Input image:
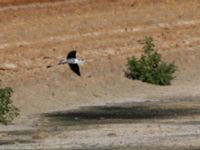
[0,0,200,115]
[0,0,200,149]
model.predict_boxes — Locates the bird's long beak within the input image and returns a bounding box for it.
[58,59,67,65]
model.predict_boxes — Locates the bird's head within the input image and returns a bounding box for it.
[76,58,85,65]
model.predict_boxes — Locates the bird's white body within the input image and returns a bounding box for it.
[59,58,84,65]
[67,58,84,64]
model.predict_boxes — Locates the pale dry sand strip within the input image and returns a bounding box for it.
[87,35,200,55]
[0,19,200,50]
[0,123,200,150]
[0,0,87,11]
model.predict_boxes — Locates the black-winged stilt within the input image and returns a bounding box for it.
[58,50,84,76]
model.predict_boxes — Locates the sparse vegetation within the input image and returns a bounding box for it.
[125,36,177,85]
[0,87,19,124]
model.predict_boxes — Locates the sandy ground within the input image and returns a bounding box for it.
[0,0,200,149]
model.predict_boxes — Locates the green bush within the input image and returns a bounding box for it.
[125,36,177,85]
[0,87,19,124]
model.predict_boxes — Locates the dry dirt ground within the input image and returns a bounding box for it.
[0,0,200,149]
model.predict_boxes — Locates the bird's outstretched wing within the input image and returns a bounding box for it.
[67,50,76,59]
[69,64,81,76]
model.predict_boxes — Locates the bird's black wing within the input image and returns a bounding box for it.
[69,64,81,76]
[67,50,76,59]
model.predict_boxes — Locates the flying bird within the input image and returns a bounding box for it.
[58,50,84,76]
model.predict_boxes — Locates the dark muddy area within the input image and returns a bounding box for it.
[0,129,37,145]
[0,139,33,145]
[43,103,200,126]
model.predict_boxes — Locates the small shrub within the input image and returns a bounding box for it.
[125,36,177,85]
[0,87,19,124]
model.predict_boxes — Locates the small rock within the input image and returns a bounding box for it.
[32,132,49,140]
[51,92,55,96]
[0,132,8,139]
[107,132,117,137]
[46,65,53,68]
[130,1,137,7]
[43,56,51,59]
[0,63,17,71]
[147,125,151,128]
[86,74,92,78]
[93,93,101,97]
[74,117,79,120]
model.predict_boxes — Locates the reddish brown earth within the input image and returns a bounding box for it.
[0,0,200,149]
